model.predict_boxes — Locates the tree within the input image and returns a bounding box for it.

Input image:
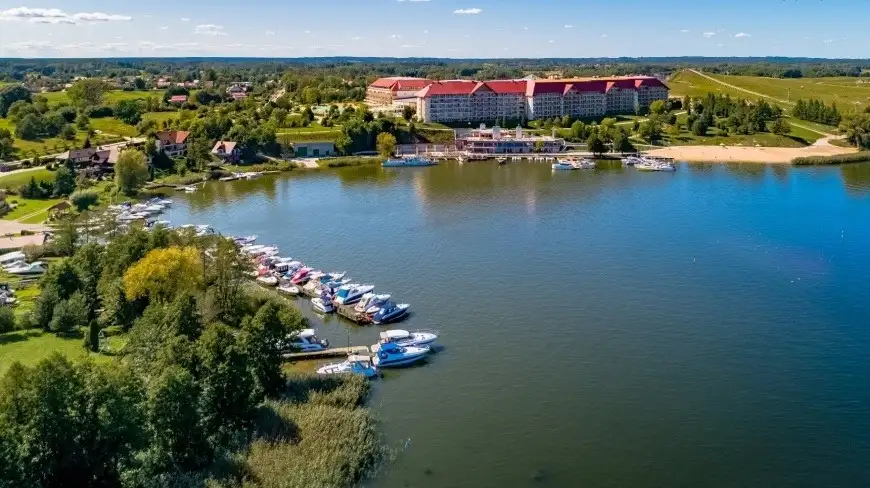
[771,117,792,136]
[586,133,607,156]
[690,118,708,136]
[144,366,211,472]
[15,113,43,140]
[0,307,15,333]
[0,128,13,160]
[240,302,291,400]
[376,132,397,157]
[115,99,143,125]
[639,118,663,142]
[649,100,667,115]
[115,150,149,196]
[612,130,635,154]
[0,84,32,117]
[402,105,416,122]
[66,79,106,107]
[70,189,100,212]
[197,323,254,443]
[53,166,76,196]
[59,123,76,141]
[570,120,587,141]
[123,246,204,303]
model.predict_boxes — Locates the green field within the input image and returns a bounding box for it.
[0,118,121,160]
[0,168,55,190]
[42,89,160,108]
[0,330,119,377]
[669,70,870,113]
[2,197,63,222]
[90,117,137,137]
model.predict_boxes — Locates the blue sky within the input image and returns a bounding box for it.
[0,0,868,58]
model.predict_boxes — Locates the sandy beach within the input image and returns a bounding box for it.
[644,136,856,164]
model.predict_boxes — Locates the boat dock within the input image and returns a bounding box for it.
[282,346,370,361]
[297,283,374,325]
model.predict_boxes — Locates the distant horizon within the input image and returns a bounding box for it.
[2,55,870,63]
[2,1,869,58]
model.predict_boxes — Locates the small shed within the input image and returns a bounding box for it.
[293,141,335,158]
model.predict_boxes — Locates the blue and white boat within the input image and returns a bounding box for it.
[383,156,437,168]
[372,341,430,368]
[335,284,375,305]
[371,329,438,352]
[372,302,410,324]
[317,355,379,378]
[311,297,335,314]
[355,293,392,314]
[552,161,576,170]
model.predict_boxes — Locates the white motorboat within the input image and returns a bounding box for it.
[552,160,576,170]
[372,341,430,368]
[233,235,258,246]
[0,251,26,268]
[572,158,596,169]
[277,284,300,295]
[283,328,329,352]
[372,302,410,324]
[311,297,335,313]
[371,329,438,352]
[256,275,278,286]
[6,261,47,275]
[355,293,392,313]
[621,156,642,166]
[317,355,379,378]
[636,159,676,172]
[334,284,375,305]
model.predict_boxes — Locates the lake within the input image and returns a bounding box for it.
[167,161,870,488]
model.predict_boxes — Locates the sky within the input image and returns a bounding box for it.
[0,0,868,59]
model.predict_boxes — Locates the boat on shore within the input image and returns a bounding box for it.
[383,156,437,168]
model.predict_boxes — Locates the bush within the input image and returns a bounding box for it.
[792,151,870,166]
[317,156,384,168]
[0,306,15,333]
[84,105,114,118]
[70,189,100,212]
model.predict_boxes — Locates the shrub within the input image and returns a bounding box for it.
[70,189,100,212]
[792,151,870,166]
[317,156,384,168]
[84,105,114,118]
[0,306,15,333]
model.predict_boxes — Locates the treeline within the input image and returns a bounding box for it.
[685,92,784,136]
[792,99,842,126]
[839,110,870,149]
[0,224,382,487]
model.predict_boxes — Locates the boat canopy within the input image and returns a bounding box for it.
[297,329,316,338]
[382,330,411,340]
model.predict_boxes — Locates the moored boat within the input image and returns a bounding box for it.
[371,329,438,352]
[282,328,329,352]
[277,284,300,295]
[256,275,278,286]
[317,355,379,378]
[335,284,375,305]
[372,302,410,324]
[372,341,430,368]
[383,156,437,168]
[311,297,335,313]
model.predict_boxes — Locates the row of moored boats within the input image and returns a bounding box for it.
[621,156,676,172]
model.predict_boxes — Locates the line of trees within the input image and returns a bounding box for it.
[791,99,842,126]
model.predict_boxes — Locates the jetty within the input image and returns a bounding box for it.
[282,346,370,361]
[297,283,374,325]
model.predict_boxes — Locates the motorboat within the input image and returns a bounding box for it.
[552,160,576,170]
[282,328,329,352]
[383,156,437,168]
[334,284,375,305]
[355,293,391,313]
[322,279,351,293]
[311,297,335,314]
[371,341,430,368]
[256,275,278,286]
[572,158,596,169]
[371,329,438,352]
[277,284,300,295]
[372,302,410,325]
[317,355,379,378]
[496,157,508,165]
[6,261,47,275]
[621,156,643,166]
[290,267,313,285]
[233,235,258,246]
[636,159,676,172]
[302,279,323,294]
[0,251,26,268]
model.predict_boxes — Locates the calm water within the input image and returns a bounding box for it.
[168,161,870,488]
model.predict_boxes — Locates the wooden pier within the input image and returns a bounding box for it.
[282,346,370,361]
[298,283,374,325]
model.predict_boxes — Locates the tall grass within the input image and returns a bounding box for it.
[792,151,870,165]
[317,157,384,168]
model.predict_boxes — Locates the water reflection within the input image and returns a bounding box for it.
[841,163,870,196]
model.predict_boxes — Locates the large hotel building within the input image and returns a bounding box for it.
[365,76,668,123]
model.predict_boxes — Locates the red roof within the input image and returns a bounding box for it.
[169,95,187,103]
[370,77,432,91]
[526,77,667,96]
[416,80,478,97]
[156,131,189,145]
[211,140,237,154]
[480,80,527,94]
[231,92,248,99]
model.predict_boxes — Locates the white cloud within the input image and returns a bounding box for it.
[523,26,528,30]
[703,32,716,38]
[180,17,190,22]
[717,43,724,47]
[265,31,275,36]
[422,30,429,34]
[194,24,226,36]
[7,40,54,50]
[351,36,362,41]
[453,8,482,14]
[734,32,751,38]
[548,39,554,43]
[158,25,168,30]
[600,34,607,38]
[389,34,401,39]
[400,44,418,48]
[0,7,131,24]
[564,24,573,29]
[680,29,690,33]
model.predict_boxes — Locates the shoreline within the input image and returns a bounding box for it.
[644,136,857,164]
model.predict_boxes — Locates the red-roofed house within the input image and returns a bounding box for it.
[211,141,240,163]
[231,92,248,101]
[169,95,188,104]
[366,77,432,106]
[155,131,190,158]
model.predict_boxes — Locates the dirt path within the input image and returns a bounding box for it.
[689,69,794,105]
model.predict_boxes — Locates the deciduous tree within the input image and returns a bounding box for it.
[123,246,204,303]
[114,149,149,196]
[376,132,397,157]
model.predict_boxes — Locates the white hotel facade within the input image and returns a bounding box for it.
[366,76,669,124]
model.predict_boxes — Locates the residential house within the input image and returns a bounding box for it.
[169,95,188,105]
[211,141,241,163]
[231,92,248,101]
[155,131,190,158]
[156,78,171,89]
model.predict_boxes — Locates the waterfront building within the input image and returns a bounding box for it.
[365,77,433,106]
[368,76,668,123]
[456,126,565,155]
[292,141,336,158]
[155,131,190,158]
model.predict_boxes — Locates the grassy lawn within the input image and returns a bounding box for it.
[0,168,55,190]
[0,329,120,377]
[788,118,839,135]
[277,121,340,133]
[142,111,179,126]
[91,117,137,137]
[2,197,63,221]
[0,118,121,160]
